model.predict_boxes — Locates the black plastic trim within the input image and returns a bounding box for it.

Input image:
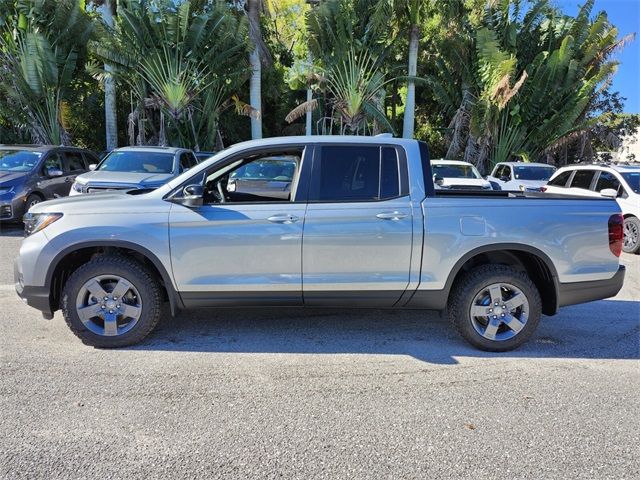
[181,291,301,308]
[557,265,625,307]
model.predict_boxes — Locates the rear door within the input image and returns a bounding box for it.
[566,169,599,197]
[302,144,413,307]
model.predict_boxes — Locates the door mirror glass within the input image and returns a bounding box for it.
[46,167,63,178]
[178,184,204,207]
[89,164,97,171]
[600,188,617,199]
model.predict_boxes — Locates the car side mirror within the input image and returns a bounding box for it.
[89,164,97,171]
[178,184,204,207]
[600,188,617,199]
[433,174,444,186]
[46,167,63,178]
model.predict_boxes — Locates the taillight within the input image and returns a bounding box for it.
[540,186,547,192]
[608,214,624,257]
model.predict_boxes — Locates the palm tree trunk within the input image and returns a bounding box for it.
[102,0,117,150]
[247,0,263,140]
[305,87,313,135]
[402,24,419,139]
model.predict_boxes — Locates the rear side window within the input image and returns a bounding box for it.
[548,170,572,187]
[311,146,401,202]
[570,170,596,190]
[63,151,86,172]
[595,171,620,192]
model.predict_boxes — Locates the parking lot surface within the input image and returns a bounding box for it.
[1,223,638,479]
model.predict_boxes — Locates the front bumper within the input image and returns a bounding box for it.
[0,194,27,221]
[557,265,626,307]
[14,256,54,318]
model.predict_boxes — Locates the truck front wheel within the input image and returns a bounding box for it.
[448,265,542,352]
[61,255,163,348]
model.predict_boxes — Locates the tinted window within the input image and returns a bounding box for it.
[620,172,640,194]
[513,165,556,181]
[43,153,63,172]
[548,170,572,187]
[83,152,99,166]
[595,171,620,192]
[313,146,400,202]
[179,153,195,173]
[0,150,41,172]
[570,170,596,190]
[98,151,174,173]
[64,151,86,172]
[494,165,506,178]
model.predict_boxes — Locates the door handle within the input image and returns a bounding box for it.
[267,214,299,224]
[376,211,408,221]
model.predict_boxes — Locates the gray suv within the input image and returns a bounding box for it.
[0,145,99,221]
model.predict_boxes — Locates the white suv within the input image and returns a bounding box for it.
[544,164,640,253]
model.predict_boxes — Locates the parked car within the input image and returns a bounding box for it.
[431,159,493,190]
[487,162,556,191]
[0,145,99,221]
[70,146,198,195]
[15,136,625,351]
[543,163,640,253]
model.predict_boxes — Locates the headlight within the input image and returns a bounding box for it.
[0,186,14,195]
[72,182,83,193]
[23,212,63,237]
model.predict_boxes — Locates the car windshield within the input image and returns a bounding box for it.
[621,171,640,193]
[513,165,556,180]
[230,158,297,181]
[98,151,174,174]
[0,150,42,172]
[432,163,480,179]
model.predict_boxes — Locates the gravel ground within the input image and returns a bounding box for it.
[0,223,638,479]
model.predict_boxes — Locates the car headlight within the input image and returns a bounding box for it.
[0,186,14,195]
[72,182,83,193]
[23,212,63,237]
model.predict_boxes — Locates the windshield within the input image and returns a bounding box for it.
[0,150,42,172]
[432,163,481,179]
[513,165,556,181]
[621,171,640,193]
[98,151,174,174]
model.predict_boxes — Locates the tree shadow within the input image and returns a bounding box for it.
[128,299,640,364]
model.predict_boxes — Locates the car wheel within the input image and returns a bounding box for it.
[622,216,640,254]
[448,265,542,352]
[25,193,42,211]
[61,255,163,348]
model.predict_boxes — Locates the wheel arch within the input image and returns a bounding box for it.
[46,240,183,315]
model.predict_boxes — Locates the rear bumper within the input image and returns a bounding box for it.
[557,265,626,308]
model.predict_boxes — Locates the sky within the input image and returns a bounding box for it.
[555,0,640,113]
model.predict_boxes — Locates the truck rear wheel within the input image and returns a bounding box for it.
[448,265,542,352]
[61,255,162,348]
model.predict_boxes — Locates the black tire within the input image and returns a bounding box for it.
[61,255,163,348]
[622,216,640,254]
[25,193,43,212]
[448,265,542,352]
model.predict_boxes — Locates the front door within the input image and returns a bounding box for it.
[168,146,310,307]
[302,144,414,307]
[38,151,68,199]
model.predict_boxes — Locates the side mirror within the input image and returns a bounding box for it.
[433,174,444,186]
[46,167,63,178]
[89,164,97,171]
[600,188,618,199]
[178,184,204,207]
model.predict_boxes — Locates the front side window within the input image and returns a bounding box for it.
[311,145,401,202]
[570,170,596,190]
[0,150,41,172]
[595,171,621,193]
[203,151,302,203]
[43,153,63,172]
[98,151,175,174]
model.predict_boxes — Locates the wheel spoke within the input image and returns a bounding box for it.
[120,304,142,320]
[111,278,132,300]
[103,312,118,336]
[488,285,503,305]
[85,279,108,300]
[471,305,489,317]
[483,318,501,340]
[77,304,101,324]
[504,314,526,334]
[505,293,525,311]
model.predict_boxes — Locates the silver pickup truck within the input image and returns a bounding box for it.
[14,136,626,351]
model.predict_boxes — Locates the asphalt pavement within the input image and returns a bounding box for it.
[0,222,638,479]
